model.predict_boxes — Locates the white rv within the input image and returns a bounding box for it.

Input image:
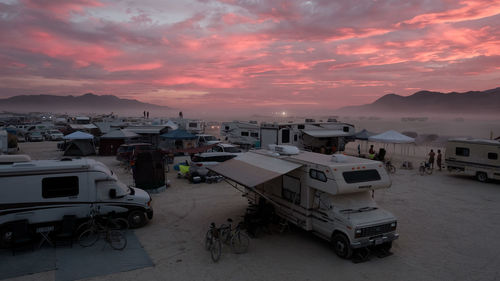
[209,146,398,259]
[0,155,153,243]
[220,121,260,148]
[260,119,355,154]
[445,138,500,182]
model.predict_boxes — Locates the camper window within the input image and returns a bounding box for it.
[456,147,470,157]
[342,170,381,184]
[241,131,249,136]
[298,125,305,129]
[250,132,259,138]
[309,169,327,182]
[488,153,498,160]
[282,129,290,143]
[42,176,79,198]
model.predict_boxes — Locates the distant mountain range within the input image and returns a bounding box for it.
[338,87,500,115]
[0,93,172,114]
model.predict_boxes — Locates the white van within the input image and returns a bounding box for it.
[0,155,153,243]
[209,146,398,259]
[445,138,500,182]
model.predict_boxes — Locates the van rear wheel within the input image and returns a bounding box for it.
[477,172,488,183]
[128,210,147,228]
[332,233,352,259]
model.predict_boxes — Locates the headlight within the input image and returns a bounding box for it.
[390,222,397,230]
[355,229,362,238]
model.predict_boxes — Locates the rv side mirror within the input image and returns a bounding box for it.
[109,189,117,198]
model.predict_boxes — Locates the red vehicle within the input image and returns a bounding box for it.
[116,143,154,162]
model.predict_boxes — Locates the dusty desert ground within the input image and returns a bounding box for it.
[5,140,500,281]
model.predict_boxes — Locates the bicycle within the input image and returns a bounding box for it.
[219,218,250,254]
[78,208,129,250]
[205,222,221,262]
[384,160,396,174]
[419,161,433,175]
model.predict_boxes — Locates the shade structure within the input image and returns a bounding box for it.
[64,140,96,156]
[302,130,349,138]
[100,129,140,139]
[160,129,196,140]
[208,151,302,188]
[354,129,376,140]
[368,130,415,144]
[63,131,94,140]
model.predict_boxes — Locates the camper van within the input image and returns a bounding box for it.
[209,146,398,259]
[220,121,260,148]
[445,138,500,182]
[0,155,153,244]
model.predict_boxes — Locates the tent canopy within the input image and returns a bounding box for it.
[368,130,415,144]
[64,140,96,156]
[100,129,140,139]
[160,129,196,140]
[63,131,94,140]
[354,129,375,140]
[208,152,302,188]
[303,130,349,138]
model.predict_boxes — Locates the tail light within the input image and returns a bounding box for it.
[196,163,203,167]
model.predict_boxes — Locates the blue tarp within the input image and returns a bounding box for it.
[160,129,196,140]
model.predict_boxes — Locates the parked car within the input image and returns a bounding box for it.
[196,134,221,146]
[26,131,44,142]
[46,129,64,141]
[190,152,237,167]
[116,143,154,162]
[209,143,243,154]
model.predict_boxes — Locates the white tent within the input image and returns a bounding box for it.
[63,131,94,140]
[368,130,416,160]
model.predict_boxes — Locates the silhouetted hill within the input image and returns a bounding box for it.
[0,93,172,114]
[338,87,500,115]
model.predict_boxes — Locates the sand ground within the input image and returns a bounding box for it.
[5,141,500,281]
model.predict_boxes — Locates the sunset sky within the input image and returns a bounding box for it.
[0,0,499,115]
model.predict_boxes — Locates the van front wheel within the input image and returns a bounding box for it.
[128,210,147,228]
[477,172,488,183]
[332,233,352,259]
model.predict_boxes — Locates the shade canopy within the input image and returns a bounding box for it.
[160,129,196,140]
[208,151,302,188]
[63,131,94,140]
[100,129,140,139]
[354,129,376,140]
[303,130,349,138]
[368,130,415,144]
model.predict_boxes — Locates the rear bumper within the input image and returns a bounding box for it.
[351,232,399,248]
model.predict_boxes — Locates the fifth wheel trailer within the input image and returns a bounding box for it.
[209,146,398,259]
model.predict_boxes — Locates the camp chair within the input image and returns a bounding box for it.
[9,220,34,256]
[54,215,77,248]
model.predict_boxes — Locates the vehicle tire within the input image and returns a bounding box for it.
[219,225,230,244]
[79,229,99,247]
[230,231,250,254]
[332,233,353,259]
[380,241,392,252]
[388,165,396,174]
[419,166,425,176]
[128,210,147,228]
[108,230,127,250]
[110,218,129,230]
[205,230,213,251]
[210,238,221,262]
[477,172,488,183]
[0,228,12,248]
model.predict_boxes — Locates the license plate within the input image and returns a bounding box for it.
[375,238,383,245]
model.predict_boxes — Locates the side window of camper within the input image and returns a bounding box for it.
[241,131,249,136]
[342,170,381,184]
[298,125,305,129]
[488,153,498,160]
[294,134,298,142]
[250,132,259,138]
[282,129,290,143]
[309,169,327,182]
[42,176,79,198]
[456,147,470,157]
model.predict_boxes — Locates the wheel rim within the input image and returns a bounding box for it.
[478,173,487,182]
[210,239,221,262]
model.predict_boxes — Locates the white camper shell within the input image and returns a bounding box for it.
[0,155,153,241]
[209,146,398,258]
[445,138,500,182]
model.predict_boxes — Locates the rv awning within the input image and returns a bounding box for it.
[208,152,303,188]
[303,130,349,138]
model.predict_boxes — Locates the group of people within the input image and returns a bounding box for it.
[428,149,442,171]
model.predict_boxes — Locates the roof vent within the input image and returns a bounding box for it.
[268,144,299,155]
[0,154,31,164]
[331,154,348,163]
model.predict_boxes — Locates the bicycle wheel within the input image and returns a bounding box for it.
[110,218,129,230]
[219,225,231,244]
[79,229,99,247]
[388,165,396,174]
[419,166,425,176]
[230,231,250,254]
[425,167,433,175]
[108,230,127,250]
[205,230,214,251]
[210,238,221,262]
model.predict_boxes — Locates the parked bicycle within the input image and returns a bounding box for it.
[384,160,396,174]
[419,161,433,175]
[205,222,222,262]
[219,218,250,254]
[77,207,129,250]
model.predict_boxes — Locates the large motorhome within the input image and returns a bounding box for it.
[260,119,355,154]
[209,145,398,259]
[0,155,153,244]
[220,121,260,149]
[445,138,500,182]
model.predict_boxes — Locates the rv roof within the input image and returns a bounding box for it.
[449,138,500,146]
[0,158,107,175]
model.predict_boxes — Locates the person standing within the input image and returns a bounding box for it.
[428,149,436,169]
[369,145,375,159]
[436,149,442,171]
